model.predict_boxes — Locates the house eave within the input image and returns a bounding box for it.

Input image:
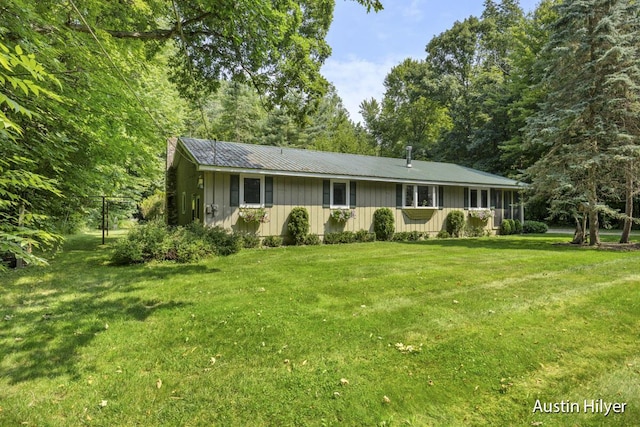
[196,165,523,189]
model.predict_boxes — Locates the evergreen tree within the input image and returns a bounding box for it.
[525,0,640,245]
[215,82,266,144]
[599,1,640,243]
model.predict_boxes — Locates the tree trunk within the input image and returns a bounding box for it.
[571,214,586,245]
[588,208,600,246]
[587,166,600,246]
[620,172,634,244]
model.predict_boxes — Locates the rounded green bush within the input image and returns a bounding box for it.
[373,208,395,241]
[523,220,548,234]
[236,232,261,249]
[500,219,513,235]
[513,219,523,234]
[262,235,283,247]
[446,210,465,237]
[304,234,322,246]
[287,207,310,245]
[437,230,451,239]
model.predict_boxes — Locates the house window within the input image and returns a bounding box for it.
[468,188,489,209]
[403,184,437,208]
[240,175,264,207]
[331,180,349,208]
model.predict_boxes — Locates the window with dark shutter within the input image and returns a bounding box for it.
[230,175,239,207]
[265,176,273,207]
[463,187,469,209]
[349,181,357,208]
[323,180,330,207]
[396,184,403,208]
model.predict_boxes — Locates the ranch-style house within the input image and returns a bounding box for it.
[166,137,524,238]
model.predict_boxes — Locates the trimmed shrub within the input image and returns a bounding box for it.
[323,231,356,244]
[465,225,486,238]
[500,219,513,235]
[236,232,261,249]
[373,208,395,241]
[200,225,242,256]
[523,220,548,234]
[355,229,376,243]
[287,207,310,245]
[513,219,523,234]
[262,235,283,247]
[436,230,451,239]
[392,231,426,242]
[304,234,322,246]
[446,210,466,237]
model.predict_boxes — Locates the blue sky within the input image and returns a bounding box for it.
[322,0,541,123]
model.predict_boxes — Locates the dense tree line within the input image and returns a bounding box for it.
[0,0,379,267]
[187,81,376,154]
[360,0,640,245]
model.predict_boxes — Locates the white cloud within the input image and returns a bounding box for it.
[322,56,401,124]
[402,0,426,21]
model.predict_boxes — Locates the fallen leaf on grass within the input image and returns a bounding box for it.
[99,400,108,408]
[395,343,421,354]
[156,379,162,389]
[340,378,349,386]
[382,395,391,404]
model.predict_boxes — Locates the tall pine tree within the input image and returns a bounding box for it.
[526,0,640,245]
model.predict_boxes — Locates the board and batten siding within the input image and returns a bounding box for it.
[202,172,497,237]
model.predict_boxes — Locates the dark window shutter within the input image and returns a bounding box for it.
[463,187,469,209]
[323,180,330,207]
[349,181,357,208]
[438,186,444,209]
[230,174,239,207]
[396,184,403,208]
[265,176,273,207]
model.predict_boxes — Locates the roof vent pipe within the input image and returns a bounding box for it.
[406,145,413,168]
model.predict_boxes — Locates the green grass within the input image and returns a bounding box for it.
[1,231,639,426]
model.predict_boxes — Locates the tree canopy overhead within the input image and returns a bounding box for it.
[0,0,383,267]
[34,0,381,110]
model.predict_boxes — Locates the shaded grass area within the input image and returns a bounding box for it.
[1,231,639,426]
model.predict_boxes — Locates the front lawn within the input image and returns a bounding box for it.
[1,232,638,426]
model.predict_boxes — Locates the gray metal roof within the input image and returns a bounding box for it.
[180,137,522,188]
